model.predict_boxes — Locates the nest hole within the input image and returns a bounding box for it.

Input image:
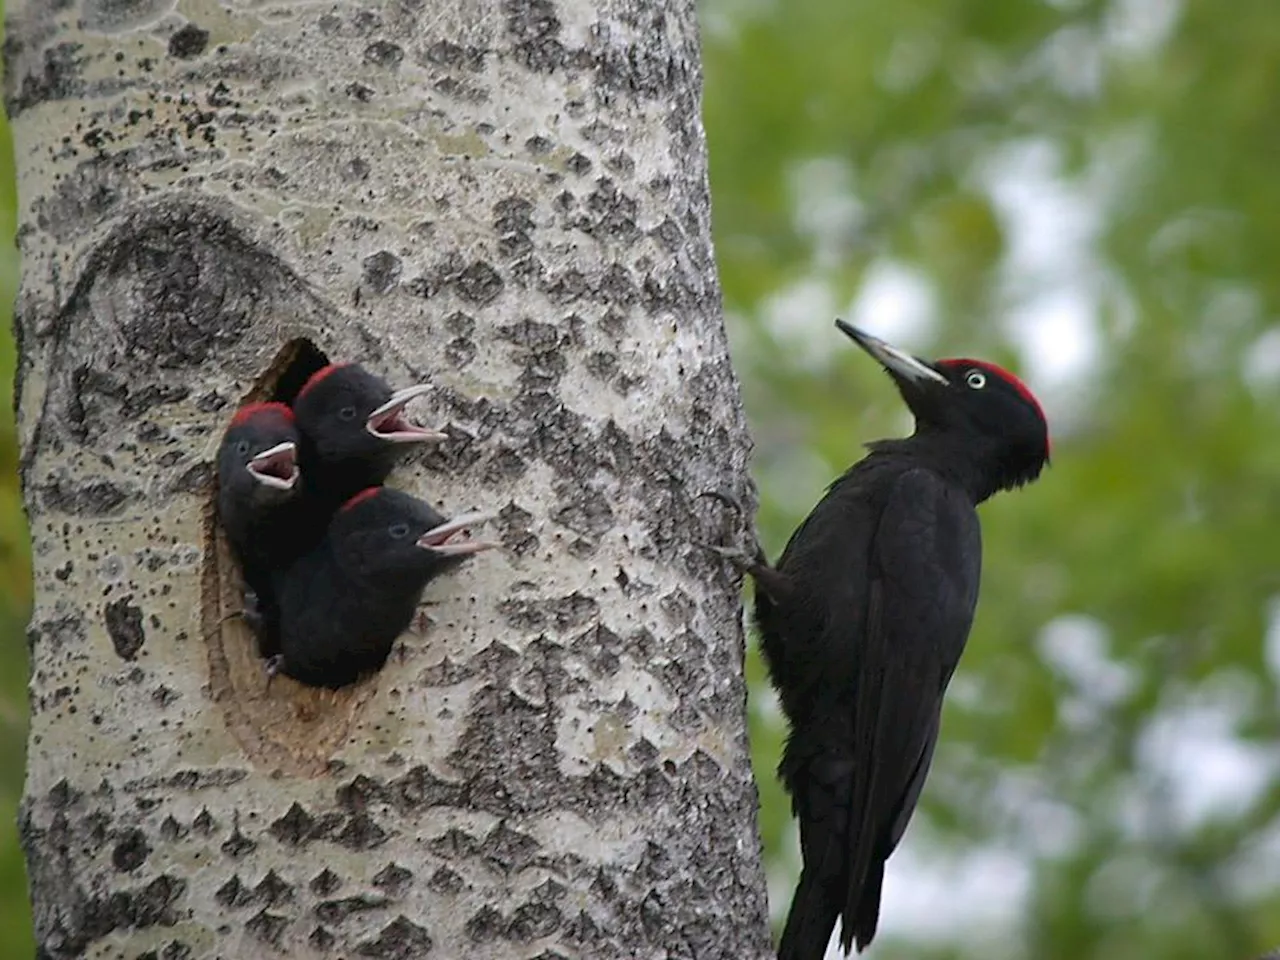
[202,338,377,777]
[265,339,330,407]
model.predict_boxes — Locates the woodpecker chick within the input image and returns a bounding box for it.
[713,320,1049,959]
[270,486,497,689]
[216,402,303,656]
[292,363,449,513]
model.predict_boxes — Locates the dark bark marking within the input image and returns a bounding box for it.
[315,895,389,925]
[41,477,132,516]
[426,867,463,895]
[110,828,149,872]
[362,251,402,294]
[253,870,294,907]
[309,868,342,897]
[505,0,565,73]
[215,875,254,908]
[364,40,404,68]
[245,908,289,947]
[371,863,412,897]
[356,916,433,958]
[168,24,209,59]
[103,596,145,660]
[6,41,85,116]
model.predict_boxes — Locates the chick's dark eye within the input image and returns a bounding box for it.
[338,406,358,422]
[235,441,250,456]
[388,523,410,539]
[965,370,987,390]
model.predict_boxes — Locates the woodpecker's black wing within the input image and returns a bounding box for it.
[844,467,980,949]
[777,467,981,958]
[753,469,882,723]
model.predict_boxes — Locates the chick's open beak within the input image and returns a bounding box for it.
[416,510,500,557]
[366,384,450,443]
[247,441,299,490]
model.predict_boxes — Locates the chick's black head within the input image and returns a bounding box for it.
[330,487,496,592]
[217,402,300,507]
[292,364,445,466]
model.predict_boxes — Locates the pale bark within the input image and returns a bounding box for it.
[5,0,771,956]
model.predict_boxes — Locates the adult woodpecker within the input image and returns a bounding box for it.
[291,363,449,515]
[715,320,1049,959]
[269,486,497,689]
[216,402,303,656]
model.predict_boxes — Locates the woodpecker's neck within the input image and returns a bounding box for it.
[303,443,397,505]
[867,432,1013,504]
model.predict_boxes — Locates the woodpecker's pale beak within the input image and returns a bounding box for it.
[835,319,948,385]
[366,385,449,443]
[246,441,299,490]
[416,510,500,557]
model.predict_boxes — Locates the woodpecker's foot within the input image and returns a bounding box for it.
[243,608,264,634]
[696,490,746,518]
[263,655,284,691]
[698,540,767,573]
[692,490,767,575]
[241,590,265,633]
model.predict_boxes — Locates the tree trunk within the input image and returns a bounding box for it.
[5,0,771,956]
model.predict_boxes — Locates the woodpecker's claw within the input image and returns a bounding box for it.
[692,490,767,574]
[695,514,790,602]
[241,590,265,631]
[264,655,284,690]
[696,490,746,518]
[695,538,767,574]
[202,600,257,641]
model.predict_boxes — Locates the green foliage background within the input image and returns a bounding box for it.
[0,6,30,944]
[702,0,1280,957]
[0,0,1276,956]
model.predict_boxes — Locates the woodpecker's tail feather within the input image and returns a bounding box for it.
[777,856,884,960]
[849,856,885,953]
[777,746,851,959]
[778,868,841,960]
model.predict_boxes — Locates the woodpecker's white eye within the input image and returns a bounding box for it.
[388,523,410,539]
[339,406,358,421]
[965,370,987,390]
